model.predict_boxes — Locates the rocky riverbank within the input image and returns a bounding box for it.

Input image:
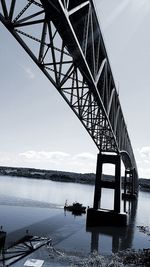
[47,248,150,267]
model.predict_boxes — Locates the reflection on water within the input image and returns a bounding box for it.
[0,175,150,256]
[0,175,94,207]
[87,198,138,254]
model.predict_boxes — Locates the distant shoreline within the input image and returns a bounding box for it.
[0,166,149,191]
[0,166,96,184]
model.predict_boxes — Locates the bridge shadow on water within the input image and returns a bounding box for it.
[0,198,138,266]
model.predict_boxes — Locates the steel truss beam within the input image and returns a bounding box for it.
[0,0,138,174]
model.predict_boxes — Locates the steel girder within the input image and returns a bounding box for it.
[0,0,137,174]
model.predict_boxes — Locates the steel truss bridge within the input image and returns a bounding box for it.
[0,1,138,186]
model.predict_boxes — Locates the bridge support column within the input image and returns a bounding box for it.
[86,153,127,227]
[93,153,121,212]
[122,169,137,200]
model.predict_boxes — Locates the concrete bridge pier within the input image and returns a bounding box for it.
[93,153,121,212]
[122,169,137,200]
[86,153,127,227]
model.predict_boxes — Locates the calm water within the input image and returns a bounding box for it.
[0,175,150,256]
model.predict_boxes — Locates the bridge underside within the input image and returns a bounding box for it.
[0,0,138,222]
[0,1,137,165]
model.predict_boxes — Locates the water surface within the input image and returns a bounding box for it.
[0,175,149,256]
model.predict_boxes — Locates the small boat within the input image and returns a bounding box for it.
[64,201,86,214]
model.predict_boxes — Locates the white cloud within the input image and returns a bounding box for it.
[137,146,150,162]
[18,150,97,173]
[0,153,11,164]
[135,147,150,178]
[73,152,96,161]
[19,151,70,163]
[138,167,150,179]
[23,66,35,79]
[1,148,150,178]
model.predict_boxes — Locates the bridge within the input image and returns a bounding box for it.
[0,0,138,225]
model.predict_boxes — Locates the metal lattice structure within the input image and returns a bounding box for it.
[0,233,50,266]
[0,0,137,175]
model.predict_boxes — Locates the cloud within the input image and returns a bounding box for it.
[137,147,150,162]
[135,147,150,178]
[73,152,96,161]
[19,151,70,163]
[0,152,11,164]
[2,148,150,178]
[18,150,97,173]
[22,66,35,79]
[138,167,150,179]
[19,151,96,164]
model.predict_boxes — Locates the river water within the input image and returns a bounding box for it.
[0,175,150,266]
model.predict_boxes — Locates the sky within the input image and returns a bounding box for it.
[0,0,150,178]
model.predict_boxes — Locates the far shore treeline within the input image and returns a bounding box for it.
[0,166,149,191]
